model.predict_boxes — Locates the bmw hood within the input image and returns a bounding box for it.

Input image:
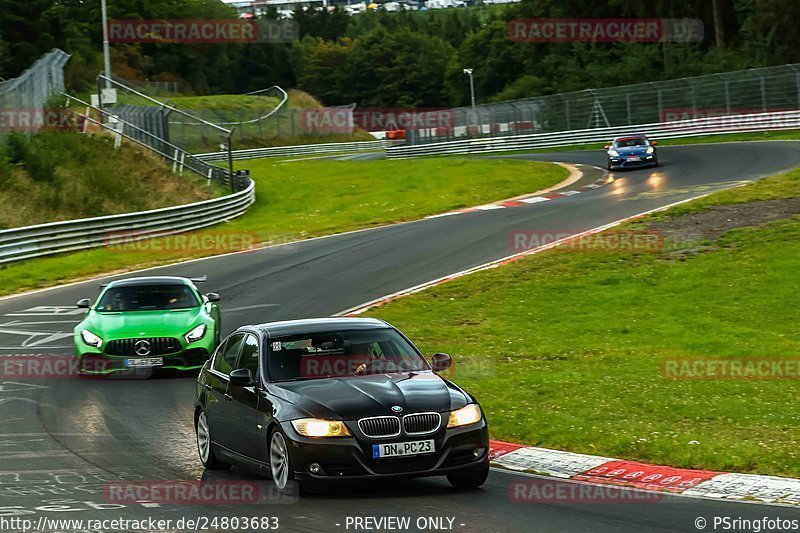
[77,308,204,338]
[272,372,470,420]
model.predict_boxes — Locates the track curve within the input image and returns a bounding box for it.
[1,142,799,532]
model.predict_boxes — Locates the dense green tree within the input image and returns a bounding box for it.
[0,0,57,76]
[293,36,354,104]
[1,0,799,109]
[339,27,455,107]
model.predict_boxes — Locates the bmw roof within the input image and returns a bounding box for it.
[249,317,390,337]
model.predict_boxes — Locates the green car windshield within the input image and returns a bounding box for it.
[96,284,201,312]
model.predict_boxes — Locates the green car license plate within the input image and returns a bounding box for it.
[124,357,164,368]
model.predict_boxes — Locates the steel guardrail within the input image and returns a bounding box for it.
[196,140,393,162]
[385,110,800,158]
[0,180,255,264]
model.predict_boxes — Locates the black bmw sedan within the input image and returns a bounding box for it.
[194,317,489,493]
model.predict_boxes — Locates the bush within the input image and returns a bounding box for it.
[5,132,56,182]
[26,148,56,182]
[6,132,30,164]
[0,142,10,185]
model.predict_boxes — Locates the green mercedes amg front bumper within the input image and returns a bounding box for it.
[74,333,216,374]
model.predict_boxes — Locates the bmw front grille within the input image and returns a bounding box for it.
[358,412,442,438]
[403,412,441,436]
[358,416,402,438]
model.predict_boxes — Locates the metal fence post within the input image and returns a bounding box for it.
[794,67,800,110]
[755,71,767,111]
[625,93,632,125]
[724,79,731,115]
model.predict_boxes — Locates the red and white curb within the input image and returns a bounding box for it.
[425,163,611,220]
[489,440,800,506]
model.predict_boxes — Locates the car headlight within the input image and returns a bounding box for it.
[646,146,654,154]
[80,329,103,348]
[608,149,619,157]
[447,404,482,428]
[184,324,207,343]
[291,418,351,437]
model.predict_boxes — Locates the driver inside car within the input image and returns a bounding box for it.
[354,344,378,375]
[354,343,402,375]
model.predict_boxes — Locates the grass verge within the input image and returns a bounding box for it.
[364,166,800,478]
[0,157,567,297]
[0,131,218,229]
[165,90,374,151]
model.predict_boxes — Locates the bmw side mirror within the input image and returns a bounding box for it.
[77,298,91,309]
[229,368,255,387]
[206,293,220,302]
[431,353,452,371]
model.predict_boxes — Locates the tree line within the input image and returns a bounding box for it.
[1,0,798,108]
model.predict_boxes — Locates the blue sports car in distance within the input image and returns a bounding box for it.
[605,134,658,170]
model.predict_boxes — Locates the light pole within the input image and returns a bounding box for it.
[463,68,475,109]
[101,0,112,89]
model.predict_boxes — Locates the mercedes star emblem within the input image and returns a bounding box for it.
[134,339,151,356]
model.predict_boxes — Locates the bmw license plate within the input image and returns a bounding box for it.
[124,357,163,368]
[373,439,435,459]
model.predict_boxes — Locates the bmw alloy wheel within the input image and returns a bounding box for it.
[197,411,211,464]
[270,431,290,490]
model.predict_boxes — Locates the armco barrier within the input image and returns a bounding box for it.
[196,140,392,162]
[386,110,800,158]
[0,179,255,264]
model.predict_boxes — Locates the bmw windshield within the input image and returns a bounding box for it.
[96,284,201,312]
[267,328,430,381]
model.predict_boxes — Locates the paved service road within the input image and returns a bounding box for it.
[1,142,799,532]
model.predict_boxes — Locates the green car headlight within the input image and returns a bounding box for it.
[80,329,103,348]
[184,324,207,343]
[447,404,482,428]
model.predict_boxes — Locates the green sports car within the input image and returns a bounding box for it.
[73,276,221,375]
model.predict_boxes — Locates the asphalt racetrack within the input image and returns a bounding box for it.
[1,142,800,532]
